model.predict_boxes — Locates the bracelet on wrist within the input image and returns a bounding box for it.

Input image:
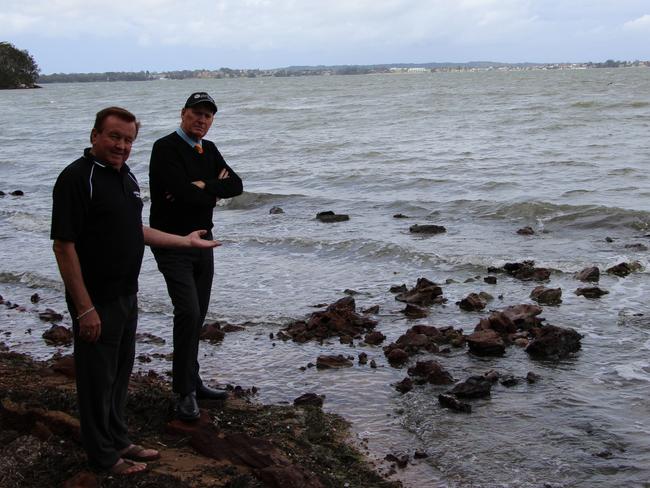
[76,306,95,320]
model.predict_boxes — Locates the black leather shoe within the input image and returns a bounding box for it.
[196,383,228,401]
[176,392,200,421]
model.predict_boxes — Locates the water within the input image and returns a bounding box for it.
[1,69,650,487]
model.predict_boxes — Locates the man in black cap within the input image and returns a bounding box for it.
[52,106,221,475]
[149,92,243,421]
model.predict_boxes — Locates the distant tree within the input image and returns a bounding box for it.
[0,42,40,89]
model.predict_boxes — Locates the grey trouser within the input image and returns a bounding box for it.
[152,245,214,395]
[71,294,137,469]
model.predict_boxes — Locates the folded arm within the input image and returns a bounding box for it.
[143,227,221,248]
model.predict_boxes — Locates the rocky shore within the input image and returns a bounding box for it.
[0,351,401,488]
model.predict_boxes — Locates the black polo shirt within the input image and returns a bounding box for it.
[51,148,144,304]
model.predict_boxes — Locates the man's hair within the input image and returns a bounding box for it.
[93,106,140,138]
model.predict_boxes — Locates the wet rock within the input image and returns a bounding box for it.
[358,352,368,365]
[42,325,72,345]
[500,375,519,387]
[269,206,284,214]
[457,293,487,311]
[38,309,63,322]
[339,335,353,344]
[484,276,497,284]
[438,394,471,413]
[450,376,493,399]
[370,359,377,368]
[389,284,407,293]
[394,377,413,394]
[383,325,444,360]
[316,211,349,223]
[625,243,648,251]
[401,303,429,318]
[409,224,446,234]
[606,262,632,277]
[316,354,353,369]
[0,191,4,196]
[282,297,378,343]
[605,236,614,243]
[30,293,40,304]
[516,226,535,235]
[414,451,428,459]
[362,304,380,314]
[526,372,541,383]
[466,329,506,356]
[407,360,453,385]
[200,322,225,343]
[137,354,152,363]
[385,453,409,469]
[293,393,324,408]
[344,288,360,296]
[525,325,582,360]
[385,348,409,366]
[10,190,24,196]
[575,266,600,282]
[530,286,562,305]
[393,213,409,219]
[482,370,499,383]
[135,332,166,345]
[498,261,551,281]
[395,277,444,306]
[364,330,386,345]
[575,286,609,299]
[514,338,529,347]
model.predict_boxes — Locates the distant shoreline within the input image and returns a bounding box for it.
[37,60,650,84]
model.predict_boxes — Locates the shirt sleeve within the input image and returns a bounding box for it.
[203,146,244,198]
[50,166,89,242]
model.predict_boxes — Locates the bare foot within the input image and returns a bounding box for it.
[120,444,160,462]
[110,458,147,475]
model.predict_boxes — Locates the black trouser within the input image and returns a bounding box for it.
[70,294,137,469]
[152,245,214,395]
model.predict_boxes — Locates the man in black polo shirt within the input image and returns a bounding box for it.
[51,106,220,475]
[149,92,243,421]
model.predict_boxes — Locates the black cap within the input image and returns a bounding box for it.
[184,92,217,113]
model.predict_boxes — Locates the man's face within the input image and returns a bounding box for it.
[90,115,137,169]
[180,104,214,140]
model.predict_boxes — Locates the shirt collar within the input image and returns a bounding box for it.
[83,148,131,174]
[176,127,201,148]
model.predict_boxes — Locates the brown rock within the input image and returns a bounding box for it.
[38,309,63,322]
[450,376,493,398]
[358,352,368,365]
[458,293,487,311]
[409,224,446,234]
[466,329,506,356]
[395,277,443,306]
[63,472,99,488]
[575,287,609,299]
[51,355,75,379]
[606,262,632,277]
[386,348,409,365]
[525,324,582,360]
[200,322,225,342]
[407,360,454,385]
[364,331,386,345]
[530,286,562,305]
[316,354,353,369]
[293,393,324,407]
[42,325,72,345]
[401,303,429,318]
[362,305,380,314]
[484,276,497,284]
[394,377,413,394]
[516,226,535,235]
[575,266,600,282]
[438,394,471,413]
[316,211,349,223]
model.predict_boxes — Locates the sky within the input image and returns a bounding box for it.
[2,0,649,73]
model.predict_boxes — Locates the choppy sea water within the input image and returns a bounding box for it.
[1,69,649,487]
